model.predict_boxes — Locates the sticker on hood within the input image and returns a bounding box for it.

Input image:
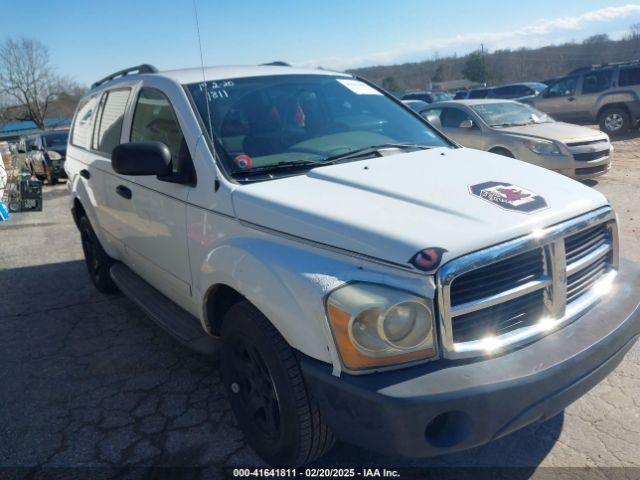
[469,181,547,213]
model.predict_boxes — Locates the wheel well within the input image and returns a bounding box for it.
[597,103,630,120]
[489,147,513,157]
[205,284,246,336]
[72,198,87,229]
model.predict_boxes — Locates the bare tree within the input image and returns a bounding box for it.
[0,37,71,130]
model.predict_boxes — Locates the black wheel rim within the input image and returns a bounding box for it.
[228,337,281,438]
[81,227,100,279]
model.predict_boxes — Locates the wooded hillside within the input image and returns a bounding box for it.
[347,32,640,91]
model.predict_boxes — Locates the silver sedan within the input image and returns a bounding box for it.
[419,99,612,180]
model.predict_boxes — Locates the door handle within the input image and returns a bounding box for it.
[568,97,576,102]
[79,169,91,180]
[116,185,132,200]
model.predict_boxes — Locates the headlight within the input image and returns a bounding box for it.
[326,283,436,371]
[524,139,561,155]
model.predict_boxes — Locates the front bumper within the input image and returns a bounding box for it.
[301,258,640,458]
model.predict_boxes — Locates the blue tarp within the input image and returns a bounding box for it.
[0,118,70,133]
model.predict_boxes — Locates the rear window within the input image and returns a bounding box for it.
[71,95,99,149]
[93,89,131,155]
[619,67,640,87]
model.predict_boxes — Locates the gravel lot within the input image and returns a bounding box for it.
[1,132,639,478]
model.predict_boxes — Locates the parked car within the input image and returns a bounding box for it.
[66,63,639,466]
[524,60,640,135]
[402,99,430,112]
[420,99,612,179]
[487,82,547,100]
[465,87,492,99]
[402,90,452,103]
[453,90,469,100]
[25,130,69,184]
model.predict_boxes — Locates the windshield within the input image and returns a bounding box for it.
[186,75,448,179]
[43,132,68,148]
[431,92,452,102]
[471,102,553,127]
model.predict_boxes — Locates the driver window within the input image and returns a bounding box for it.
[440,108,472,128]
[130,88,191,174]
[546,77,578,98]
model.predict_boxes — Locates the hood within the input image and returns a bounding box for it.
[498,122,608,144]
[231,147,608,271]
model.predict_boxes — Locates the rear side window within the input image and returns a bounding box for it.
[440,107,472,128]
[619,67,640,87]
[71,95,99,149]
[130,88,191,174]
[582,70,612,94]
[93,89,131,155]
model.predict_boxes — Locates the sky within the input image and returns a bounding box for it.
[2,0,640,86]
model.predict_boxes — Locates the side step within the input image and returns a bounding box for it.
[110,262,219,356]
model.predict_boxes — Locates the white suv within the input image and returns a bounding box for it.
[66,64,640,466]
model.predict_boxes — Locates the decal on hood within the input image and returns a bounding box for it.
[408,247,447,271]
[469,181,548,214]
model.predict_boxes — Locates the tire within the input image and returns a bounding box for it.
[221,301,335,466]
[490,147,515,158]
[599,107,630,136]
[46,170,58,185]
[79,215,118,294]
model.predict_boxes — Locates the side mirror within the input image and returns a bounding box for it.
[459,119,474,129]
[111,141,172,176]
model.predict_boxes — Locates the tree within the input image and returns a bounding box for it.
[381,76,400,92]
[462,51,490,84]
[582,34,610,44]
[627,23,640,41]
[432,64,445,83]
[0,38,72,130]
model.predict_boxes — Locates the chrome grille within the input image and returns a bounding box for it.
[437,207,618,359]
[450,249,543,306]
[453,290,545,343]
[567,258,608,304]
[566,139,608,147]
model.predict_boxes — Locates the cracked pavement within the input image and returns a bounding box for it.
[0,132,639,478]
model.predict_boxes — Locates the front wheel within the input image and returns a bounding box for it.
[79,216,118,294]
[599,107,630,136]
[221,301,335,466]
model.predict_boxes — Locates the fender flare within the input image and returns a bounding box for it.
[195,236,400,370]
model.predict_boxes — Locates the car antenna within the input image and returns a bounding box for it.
[193,0,214,141]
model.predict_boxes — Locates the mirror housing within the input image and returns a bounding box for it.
[111,141,172,176]
[459,119,474,129]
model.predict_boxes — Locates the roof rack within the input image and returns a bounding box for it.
[260,61,291,67]
[568,59,640,75]
[91,64,158,89]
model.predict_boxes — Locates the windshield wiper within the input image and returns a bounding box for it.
[231,144,431,180]
[232,160,323,178]
[321,143,431,163]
